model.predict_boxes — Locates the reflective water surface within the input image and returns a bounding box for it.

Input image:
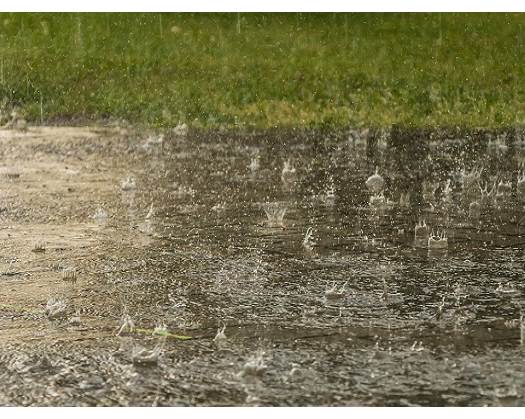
[1,126,525,406]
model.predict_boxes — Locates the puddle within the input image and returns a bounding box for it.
[1,126,525,406]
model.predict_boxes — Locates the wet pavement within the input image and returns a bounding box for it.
[1,125,525,406]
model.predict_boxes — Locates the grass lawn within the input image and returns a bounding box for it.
[0,13,523,129]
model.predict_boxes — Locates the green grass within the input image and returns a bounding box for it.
[0,13,523,129]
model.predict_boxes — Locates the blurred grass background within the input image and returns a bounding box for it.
[0,13,523,129]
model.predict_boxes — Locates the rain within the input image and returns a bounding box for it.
[0,11,524,408]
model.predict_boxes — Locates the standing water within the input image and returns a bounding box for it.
[0,126,524,406]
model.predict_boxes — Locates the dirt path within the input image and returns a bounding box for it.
[0,126,150,348]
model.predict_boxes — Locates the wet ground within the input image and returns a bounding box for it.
[1,125,525,406]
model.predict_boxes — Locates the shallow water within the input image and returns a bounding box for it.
[1,126,525,406]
